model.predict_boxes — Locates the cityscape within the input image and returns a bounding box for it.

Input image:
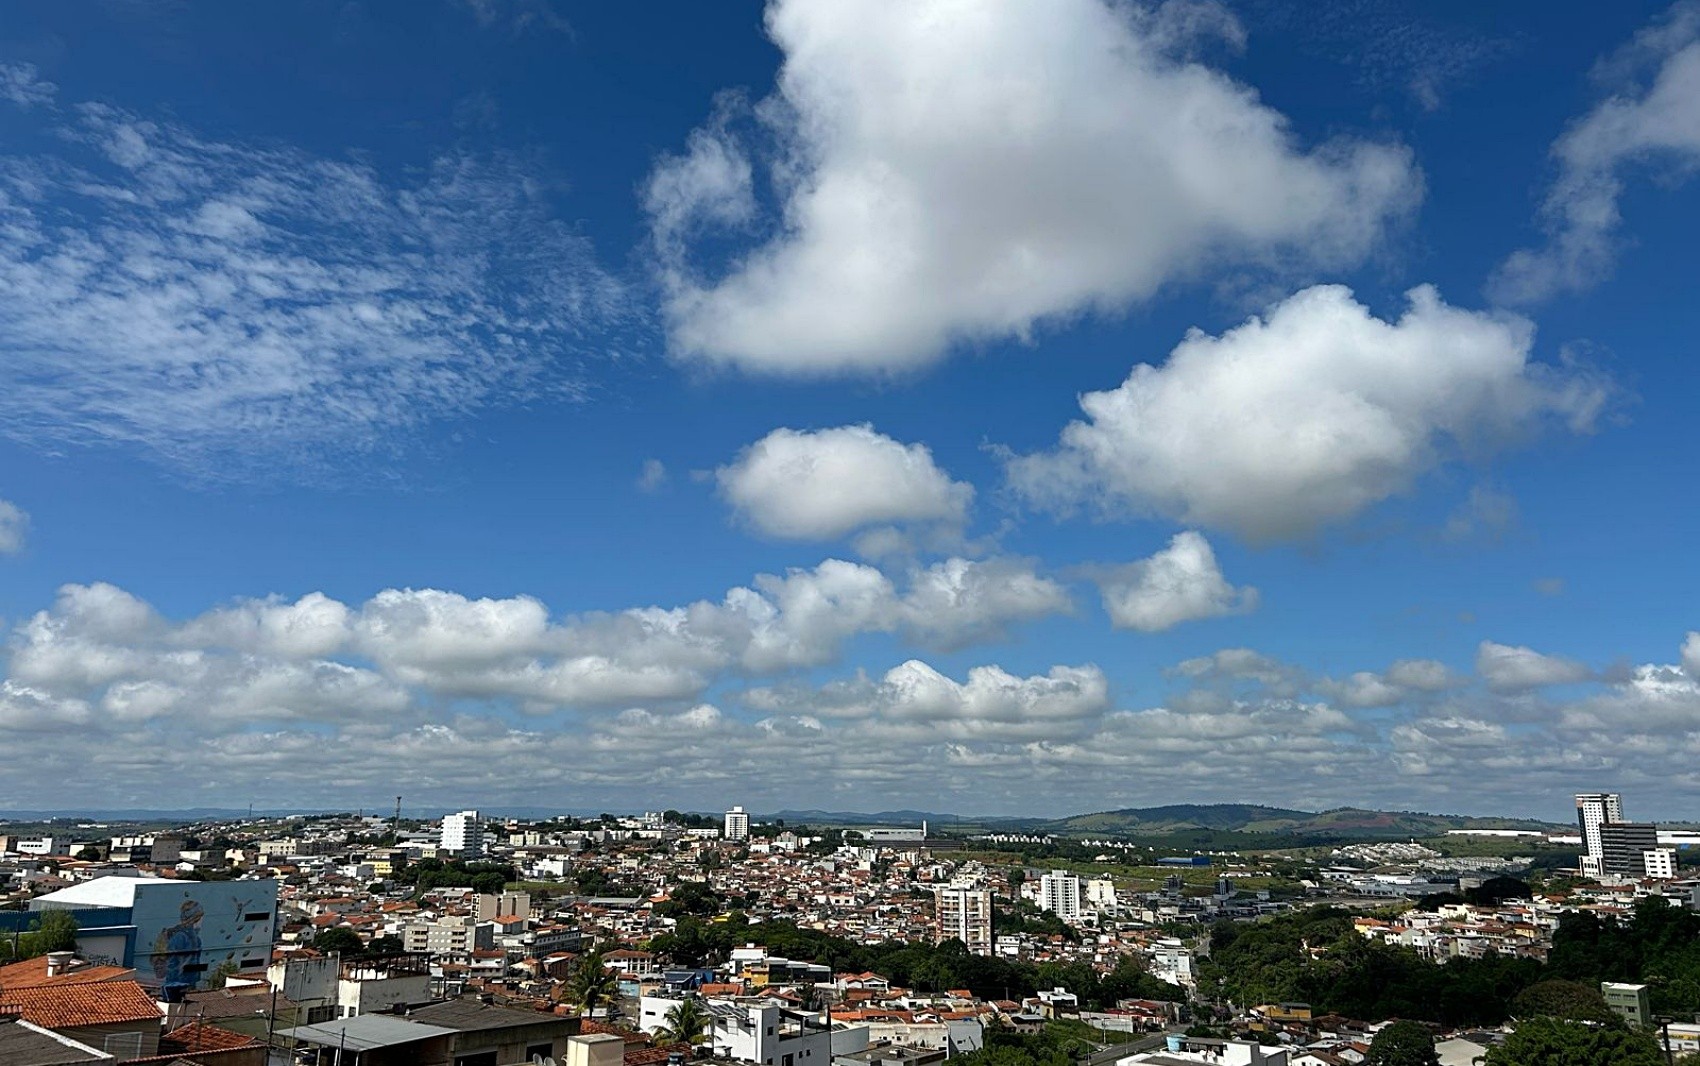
[3,1,1700,1065]
[2,790,1700,1064]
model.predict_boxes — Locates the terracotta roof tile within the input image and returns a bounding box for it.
[0,979,163,1028]
[0,957,135,989]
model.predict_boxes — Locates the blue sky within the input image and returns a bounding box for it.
[1,0,1698,821]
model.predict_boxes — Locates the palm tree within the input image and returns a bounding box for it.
[570,949,620,1019]
[657,996,711,1051]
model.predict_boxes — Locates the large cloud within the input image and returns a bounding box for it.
[9,617,1700,813]
[1492,3,1700,302]
[645,0,1420,374]
[1009,285,1611,541]
[1092,531,1255,632]
[0,556,1070,735]
[716,425,972,540]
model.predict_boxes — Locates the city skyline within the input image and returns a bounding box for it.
[2,1,1700,818]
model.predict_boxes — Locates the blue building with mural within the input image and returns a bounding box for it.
[6,875,278,999]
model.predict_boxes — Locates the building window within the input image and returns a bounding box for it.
[528,1044,554,1059]
[244,911,272,922]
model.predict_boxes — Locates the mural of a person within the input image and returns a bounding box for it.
[151,898,204,995]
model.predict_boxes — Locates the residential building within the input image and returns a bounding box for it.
[0,1015,113,1065]
[1575,792,1625,878]
[400,915,495,956]
[1038,871,1083,923]
[440,811,485,859]
[935,881,993,956]
[477,891,531,921]
[639,996,867,1066]
[726,807,751,842]
[1644,848,1679,880]
[0,978,164,1059]
[1602,982,1651,1028]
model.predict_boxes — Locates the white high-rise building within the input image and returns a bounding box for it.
[1038,870,1083,923]
[724,806,750,841]
[440,810,484,858]
[936,880,993,955]
[1576,792,1624,878]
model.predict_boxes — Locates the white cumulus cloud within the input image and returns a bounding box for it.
[1092,531,1256,632]
[1009,285,1611,541]
[1476,640,1592,691]
[716,425,973,540]
[646,0,1420,374]
[1492,4,1700,302]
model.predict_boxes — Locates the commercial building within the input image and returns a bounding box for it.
[935,881,993,956]
[1599,823,1660,878]
[19,876,278,999]
[440,810,484,859]
[725,806,751,841]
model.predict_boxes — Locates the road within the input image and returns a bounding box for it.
[1078,1030,1175,1066]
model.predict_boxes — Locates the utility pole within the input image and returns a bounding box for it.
[393,796,403,842]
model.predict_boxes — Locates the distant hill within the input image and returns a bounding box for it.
[1049,804,1560,838]
[765,809,1019,828]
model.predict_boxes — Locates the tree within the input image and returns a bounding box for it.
[33,910,79,955]
[570,950,620,1018]
[208,959,240,989]
[1512,980,1619,1025]
[1482,1018,1664,1066]
[312,928,365,957]
[1366,1021,1439,1066]
[657,996,711,1049]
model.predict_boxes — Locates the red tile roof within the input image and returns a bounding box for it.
[0,979,163,1028]
[0,956,135,989]
[163,1019,264,1052]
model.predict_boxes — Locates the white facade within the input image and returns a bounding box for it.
[1576,792,1624,878]
[936,881,993,956]
[726,806,751,841]
[1038,871,1083,923]
[1644,848,1678,880]
[1085,877,1118,913]
[1147,937,1195,989]
[440,810,484,858]
[639,997,866,1066]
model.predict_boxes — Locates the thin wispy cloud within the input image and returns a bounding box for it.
[0,98,628,480]
[0,61,56,109]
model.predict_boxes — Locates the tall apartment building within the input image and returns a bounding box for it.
[440,810,484,859]
[936,881,993,956]
[724,806,750,841]
[1038,871,1083,923]
[1575,792,1624,878]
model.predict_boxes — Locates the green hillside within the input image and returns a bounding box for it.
[1050,804,1559,839]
